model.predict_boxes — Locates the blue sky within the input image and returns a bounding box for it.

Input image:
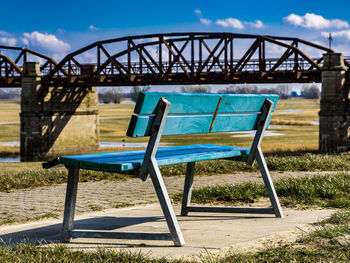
[1,0,350,60]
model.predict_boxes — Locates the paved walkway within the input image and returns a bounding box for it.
[0,171,335,225]
[0,204,335,259]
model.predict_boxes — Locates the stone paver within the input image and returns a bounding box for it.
[0,171,339,224]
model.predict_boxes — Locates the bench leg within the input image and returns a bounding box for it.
[256,147,284,218]
[181,162,195,216]
[149,159,185,247]
[62,166,80,242]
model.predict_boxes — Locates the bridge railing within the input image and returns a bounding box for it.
[45,57,324,77]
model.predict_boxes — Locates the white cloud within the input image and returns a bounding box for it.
[200,18,212,25]
[0,31,9,36]
[21,38,29,46]
[215,18,245,29]
[194,9,212,25]
[330,43,350,55]
[215,18,264,29]
[0,37,17,46]
[284,13,349,29]
[0,31,17,46]
[80,51,96,63]
[322,30,350,41]
[22,31,70,52]
[88,25,98,31]
[244,20,264,29]
[57,28,66,34]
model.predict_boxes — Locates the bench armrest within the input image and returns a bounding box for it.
[42,157,60,169]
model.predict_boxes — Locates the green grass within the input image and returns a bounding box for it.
[173,172,350,209]
[0,168,133,192]
[315,210,350,226]
[265,152,350,171]
[2,152,350,192]
[0,245,179,263]
[220,243,350,263]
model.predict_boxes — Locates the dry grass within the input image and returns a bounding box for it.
[0,102,20,122]
[99,103,134,117]
[261,143,318,154]
[0,98,321,156]
[0,145,19,156]
[275,98,320,110]
[0,162,42,175]
[270,118,317,126]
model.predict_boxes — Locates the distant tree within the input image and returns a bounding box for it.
[0,88,20,100]
[276,84,290,99]
[99,91,112,104]
[301,85,320,99]
[261,87,289,100]
[130,86,151,102]
[111,87,123,103]
[181,85,211,93]
[218,85,258,94]
[218,85,289,99]
[98,87,124,104]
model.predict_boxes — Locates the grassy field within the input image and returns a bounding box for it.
[0,98,320,154]
[0,97,342,194]
[2,152,350,192]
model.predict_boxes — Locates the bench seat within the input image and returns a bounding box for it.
[58,144,250,173]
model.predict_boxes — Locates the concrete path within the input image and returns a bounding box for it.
[0,171,331,224]
[0,204,334,259]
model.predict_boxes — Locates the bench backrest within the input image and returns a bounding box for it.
[127,92,278,137]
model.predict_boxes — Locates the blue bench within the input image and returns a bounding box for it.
[44,92,284,247]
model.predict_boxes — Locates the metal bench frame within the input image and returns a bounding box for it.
[62,97,185,246]
[180,98,284,218]
[61,95,283,247]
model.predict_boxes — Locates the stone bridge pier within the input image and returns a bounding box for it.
[20,62,99,161]
[319,53,350,153]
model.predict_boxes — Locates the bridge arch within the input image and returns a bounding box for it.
[44,32,333,87]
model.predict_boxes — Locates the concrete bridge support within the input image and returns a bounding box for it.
[319,53,350,153]
[20,62,99,161]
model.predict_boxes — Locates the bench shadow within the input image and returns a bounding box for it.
[0,214,277,247]
[178,214,275,221]
[0,216,164,246]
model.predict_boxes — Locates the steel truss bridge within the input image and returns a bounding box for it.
[1,32,350,88]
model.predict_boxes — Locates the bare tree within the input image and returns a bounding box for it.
[99,87,124,104]
[130,86,151,102]
[111,87,123,103]
[218,84,258,94]
[276,84,290,99]
[301,84,320,99]
[181,85,211,93]
[0,88,20,100]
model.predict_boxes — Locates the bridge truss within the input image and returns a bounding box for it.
[0,45,59,87]
[2,33,350,88]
